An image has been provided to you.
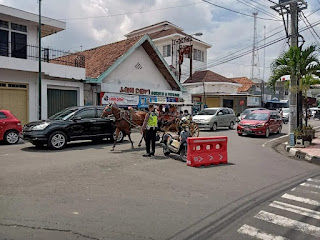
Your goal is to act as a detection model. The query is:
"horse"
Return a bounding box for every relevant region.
[102,103,146,151]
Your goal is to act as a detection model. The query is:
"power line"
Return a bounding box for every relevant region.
[299,14,319,43]
[236,0,281,19]
[51,1,204,21]
[301,11,320,40]
[188,20,320,73]
[202,0,282,21]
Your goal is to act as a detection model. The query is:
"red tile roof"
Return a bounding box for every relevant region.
[184,70,237,84]
[230,77,255,92]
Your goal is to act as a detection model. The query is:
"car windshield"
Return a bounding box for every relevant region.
[49,108,79,120]
[283,108,290,113]
[244,112,269,121]
[198,109,217,115]
[242,109,252,115]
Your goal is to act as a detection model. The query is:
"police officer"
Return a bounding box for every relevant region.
[142,104,158,157]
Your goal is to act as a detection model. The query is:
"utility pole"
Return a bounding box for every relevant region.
[251,12,260,83]
[38,0,42,120]
[271,0,307,145]
[262,25,266,107]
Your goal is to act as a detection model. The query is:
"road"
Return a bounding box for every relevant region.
[1,121,320,240]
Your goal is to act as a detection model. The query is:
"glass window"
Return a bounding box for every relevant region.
[0,29,8,56]
[0,20,9,29]
[96,108,104,118]
[11,23,27,32]
[49,108,79,120]
[198,109,217,115]
[11,32,27,59]
[245,113,269,121]
[75,109,96,119]
[222,109,229,115]
[228,109,234,114]
[0,111,7,119]
[162,44,171,57]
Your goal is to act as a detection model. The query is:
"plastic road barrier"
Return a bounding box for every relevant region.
[187,136,228,167]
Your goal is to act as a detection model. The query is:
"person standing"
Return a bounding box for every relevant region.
[141,104,158,157]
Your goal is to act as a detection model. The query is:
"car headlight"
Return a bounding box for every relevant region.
[239,123,243,126]
[256,123,265,128]
[32,122,50,130]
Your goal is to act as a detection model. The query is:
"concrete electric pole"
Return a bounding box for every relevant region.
[38,0,42,120]
[271,0,307,145]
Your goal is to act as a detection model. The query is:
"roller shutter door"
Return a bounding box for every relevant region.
[0,82,28,125]
[206,97,220,108]
[47,89,77,118]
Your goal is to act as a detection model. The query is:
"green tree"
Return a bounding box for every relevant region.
[269,44,320,128]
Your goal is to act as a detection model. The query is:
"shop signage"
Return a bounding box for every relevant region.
[120,87,150,95]
[101,92,139,106]
[151,91,180,97]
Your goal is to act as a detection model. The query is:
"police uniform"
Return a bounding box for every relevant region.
[143,111,158,156]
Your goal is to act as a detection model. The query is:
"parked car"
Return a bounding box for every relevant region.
[282,108,290,124]
[22,106,125,150]
[193,107,236,131]
[0,110,22,144]
[237,110,282,138]
[239,108,266,121]
[309,107,319,117]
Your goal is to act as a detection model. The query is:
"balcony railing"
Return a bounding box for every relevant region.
[0,42,85,68]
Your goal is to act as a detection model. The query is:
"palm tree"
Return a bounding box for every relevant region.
[269,44,320,128]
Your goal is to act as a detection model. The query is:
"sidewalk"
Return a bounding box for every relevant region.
[286,132,320,165]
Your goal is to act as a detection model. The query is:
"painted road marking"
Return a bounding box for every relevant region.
[270,201,320,220]
[300,182,320,189]
[255,211,320,238]
[282,193,320,206]
[262,126,320,147]
[307,178,320,183]
[292,188,320,195]
[237,224,288,240]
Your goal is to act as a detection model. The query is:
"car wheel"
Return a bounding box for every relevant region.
[229,121,235,129]
[48,131,67,150]
[265,128,270,138]
[211,123,217,131]
[4,130,19,144]
[113,130,124,143]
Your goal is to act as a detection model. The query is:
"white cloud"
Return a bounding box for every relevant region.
[1,0,319,80]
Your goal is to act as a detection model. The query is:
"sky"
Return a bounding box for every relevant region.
[1,0,319,81]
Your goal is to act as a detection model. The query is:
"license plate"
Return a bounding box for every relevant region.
[244,128,252,133]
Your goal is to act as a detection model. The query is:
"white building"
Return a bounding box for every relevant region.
[0,5,85,124]
[74,35,183,107]
[125,21,212,83]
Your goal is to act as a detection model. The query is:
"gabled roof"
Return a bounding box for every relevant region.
[58,35,182,91]
[183,70,237,84]
[230,77,255,92]
[125,21,183,37]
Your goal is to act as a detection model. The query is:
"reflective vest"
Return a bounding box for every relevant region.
[147,112,158,128]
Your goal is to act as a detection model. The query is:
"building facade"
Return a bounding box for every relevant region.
[0,5,85,124]
[125,21,211,83]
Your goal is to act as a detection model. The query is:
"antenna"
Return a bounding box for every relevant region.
[250,12,260,83]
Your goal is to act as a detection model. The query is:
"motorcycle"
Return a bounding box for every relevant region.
[161,127,190,162]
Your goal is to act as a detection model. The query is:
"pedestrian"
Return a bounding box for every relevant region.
[141,104,158,157]
[184,109,191,120]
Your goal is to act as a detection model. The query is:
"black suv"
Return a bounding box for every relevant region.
[22,106,124,150]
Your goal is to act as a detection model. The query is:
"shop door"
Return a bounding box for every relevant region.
[0,82,28,125]
[223,99,234,109]
[47,89,77,118]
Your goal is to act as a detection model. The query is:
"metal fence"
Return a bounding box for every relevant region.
[0,42,85,68]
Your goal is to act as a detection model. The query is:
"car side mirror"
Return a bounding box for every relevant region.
[218,112,223,116]
[73,116,82,121]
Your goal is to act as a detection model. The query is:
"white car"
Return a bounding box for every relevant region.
[193,107,237,131]
[309,107,319,117]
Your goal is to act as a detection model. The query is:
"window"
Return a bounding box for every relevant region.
[11,32,27,59]
[0,29,8,56]
[228,109,234,115]
[0,20,9,29]
[0,112,7,119]
[11,23,27,33]
[162,44,171,57]
[96,108,104,118]
[222,109,229,115]
[193,49,205,62]
[75,109,96,119]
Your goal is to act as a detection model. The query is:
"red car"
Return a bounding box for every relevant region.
[237,110,282,138]
[0,110,22,144]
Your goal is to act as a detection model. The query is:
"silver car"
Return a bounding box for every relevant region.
[193,107,237,131]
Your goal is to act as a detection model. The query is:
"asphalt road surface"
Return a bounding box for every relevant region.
[1,121,320,240]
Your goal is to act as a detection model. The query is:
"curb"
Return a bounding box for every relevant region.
[285,145,320,166]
